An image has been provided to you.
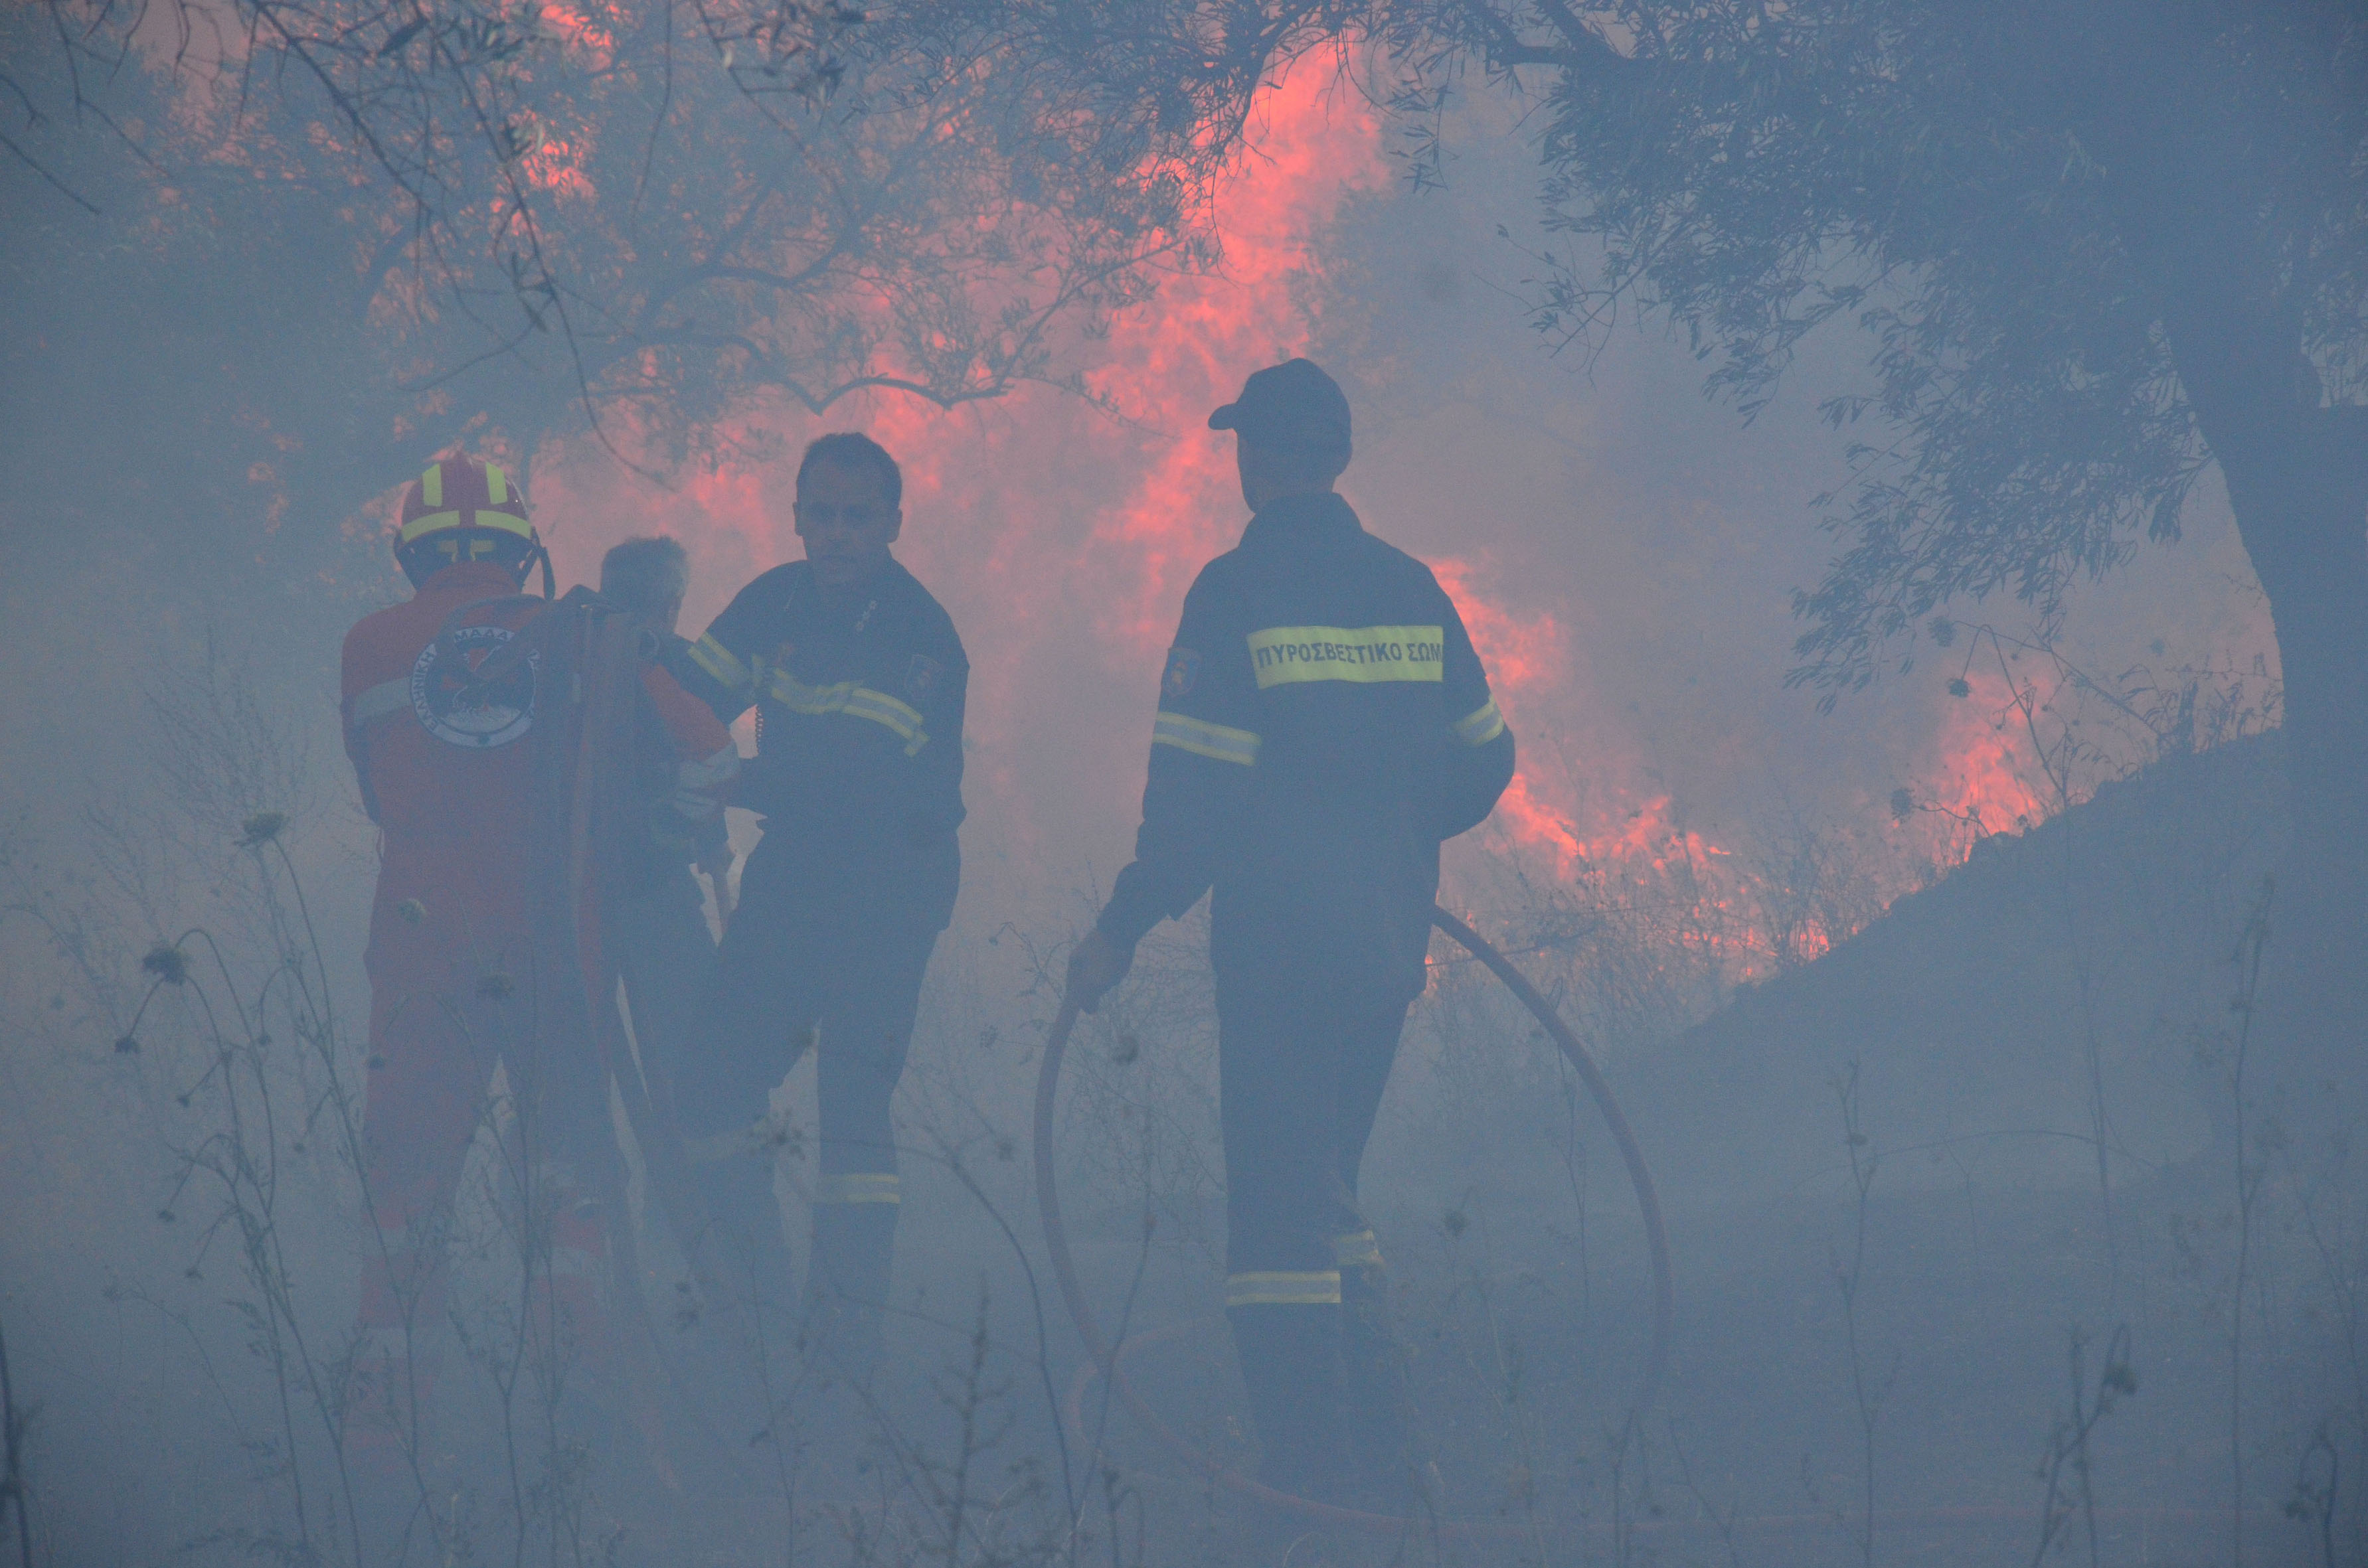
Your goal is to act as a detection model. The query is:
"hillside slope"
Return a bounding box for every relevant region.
[1614,734,2292,1208]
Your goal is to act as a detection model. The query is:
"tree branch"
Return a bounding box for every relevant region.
[0,121,100,212]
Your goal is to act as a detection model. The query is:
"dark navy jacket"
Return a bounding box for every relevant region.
[671,556,966,934]
[1098,492,1515,1000]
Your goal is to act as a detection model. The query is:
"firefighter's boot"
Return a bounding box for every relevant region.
[1227,1301,1346,1504]
[803,1175,899,1390]
[1339,1239,1422,1514]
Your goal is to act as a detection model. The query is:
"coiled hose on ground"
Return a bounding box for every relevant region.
[1033,905,1675,1536]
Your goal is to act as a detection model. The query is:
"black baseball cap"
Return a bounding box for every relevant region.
[1208,357,1352,459]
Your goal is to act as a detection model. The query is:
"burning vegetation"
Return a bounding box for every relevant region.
[3,3,2364,1565]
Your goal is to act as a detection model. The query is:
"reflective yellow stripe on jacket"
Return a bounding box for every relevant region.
[1153,710,1260,766]
[688,633,754,697]
[1452,698,1505,746]
[765,668,929,755]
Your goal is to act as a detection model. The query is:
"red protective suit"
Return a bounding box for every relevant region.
[340,560,733,1452]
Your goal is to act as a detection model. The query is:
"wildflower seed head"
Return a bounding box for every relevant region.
[396,898,427,925]
[114,1035,140,1055]
[238,811,288,846]
[142,943,191,985]
[1946,677,1972,698]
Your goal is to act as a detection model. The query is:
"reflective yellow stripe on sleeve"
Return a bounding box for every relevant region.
[1332,1228,1384,1268]
[765,669,929,755]
[815,1172,901,1205]
[1225,1270,1342,1307]
[1452,698,1505,746]
[1152,710,1260,766]
[347,678,412,732]
[688,633,754,695]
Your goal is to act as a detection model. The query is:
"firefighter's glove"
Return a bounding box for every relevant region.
[1065,929,1133,1016]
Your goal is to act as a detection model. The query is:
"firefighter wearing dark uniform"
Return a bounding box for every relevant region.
[666,432,967,1383]
[1068,360,1515,1508]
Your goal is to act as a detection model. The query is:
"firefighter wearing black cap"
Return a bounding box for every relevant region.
[1067,358,1516,1508]
[665,432,968,1386]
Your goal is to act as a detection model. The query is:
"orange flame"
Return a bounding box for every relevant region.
[533,61,2078,960]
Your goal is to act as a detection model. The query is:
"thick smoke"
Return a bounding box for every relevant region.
[0,31,2341,1568]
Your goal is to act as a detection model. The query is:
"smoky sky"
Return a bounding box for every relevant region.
[511,69,2275,944]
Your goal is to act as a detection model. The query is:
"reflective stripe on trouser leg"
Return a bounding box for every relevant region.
[1212,977,1412,1502]
[1225,1269,1341,1307]
[814,1171,900,1205]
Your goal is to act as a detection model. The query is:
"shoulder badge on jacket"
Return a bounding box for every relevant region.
[904,653,944,701]
[1162,647,1201,698]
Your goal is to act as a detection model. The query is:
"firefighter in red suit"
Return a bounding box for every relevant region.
[339,456,736,1460]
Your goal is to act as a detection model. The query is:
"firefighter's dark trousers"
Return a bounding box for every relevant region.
[1216,975,1418,1505]
[674,840,940,1385]
[608,865,719,1111]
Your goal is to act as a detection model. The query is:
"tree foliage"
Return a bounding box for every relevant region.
[1386,1,2368,704]
[4,0,1307,473]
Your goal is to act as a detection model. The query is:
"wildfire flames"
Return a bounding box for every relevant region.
[534,64,2084,971]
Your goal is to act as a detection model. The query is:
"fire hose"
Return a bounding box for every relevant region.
[1033,905,1674,1535]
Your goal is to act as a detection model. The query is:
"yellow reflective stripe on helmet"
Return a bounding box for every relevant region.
[1246,625,1444,688]
[687,633,752,693]
[1452,698,1505,746]
[1152,710,1260,766]
[485,463,509,505]
[398,509,462,544]
[1332,1228,1383,1268]
[1225,1270,1341,1308]
[764,669,929,754]
[422,463,444,509]
[815,1172,901,1205]
[397,508,531,544]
